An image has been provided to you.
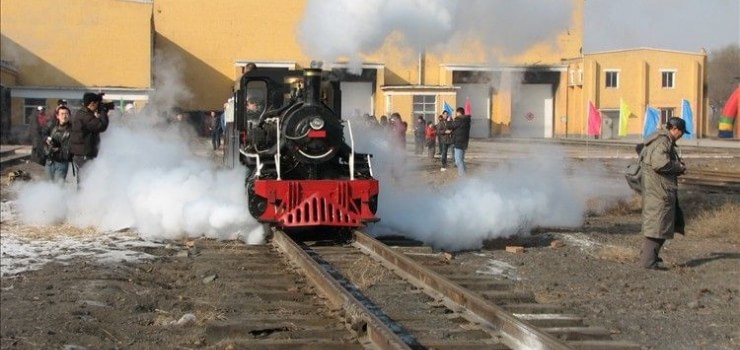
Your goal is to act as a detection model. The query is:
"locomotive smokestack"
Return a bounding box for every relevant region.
[304,67,322,106]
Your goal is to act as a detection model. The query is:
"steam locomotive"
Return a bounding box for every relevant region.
[232,62,379,232]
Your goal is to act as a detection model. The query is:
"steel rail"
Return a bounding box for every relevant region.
[271,230,412,350]
[681,170,740,188]
[685,170,740,180]
[352,231,573,350]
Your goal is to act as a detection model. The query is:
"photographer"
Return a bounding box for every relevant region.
[70,92,110,187]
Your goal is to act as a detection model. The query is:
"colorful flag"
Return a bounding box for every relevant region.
[618,98,631,137]
[642,106,660,138]
[718,87,739,138]
[464,97,471,115]
[587,101,602,136]
[443,101,454,116]
[681,99,695,139]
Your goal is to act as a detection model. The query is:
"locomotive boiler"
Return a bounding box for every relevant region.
[233,62,379,232]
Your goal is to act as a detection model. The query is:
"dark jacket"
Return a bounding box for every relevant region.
[436,119,453,144]
[641,129,685,239]
[70,107,109,158]
[29,111,51,165]
[414,120,426,140]
[46,123,72,162]
[450,115,471,150]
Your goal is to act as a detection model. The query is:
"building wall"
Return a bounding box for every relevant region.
[0,0,152,88]
[578,49,706,137]
[0,0,711,139]
[1,0,153,129]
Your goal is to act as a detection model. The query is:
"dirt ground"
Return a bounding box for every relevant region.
[1,140,738,350]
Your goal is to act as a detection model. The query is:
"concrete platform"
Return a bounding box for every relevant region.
[0,145,32,170]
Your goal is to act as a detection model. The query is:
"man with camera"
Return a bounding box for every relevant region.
[70,92,110,187]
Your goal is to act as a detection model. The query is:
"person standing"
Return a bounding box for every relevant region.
[639,117,689,270]
[448,107,471,176]
[414,115,426,155]
[209,110,222,150]
[70,92,109,187]
[436,113,453,171]
[425,121,437,160]
[29,106,50,166]
[44,106,73,183]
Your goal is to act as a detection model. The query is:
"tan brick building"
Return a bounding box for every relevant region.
[0,0,709,142]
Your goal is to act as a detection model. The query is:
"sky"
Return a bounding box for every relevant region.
[584,0,740,53]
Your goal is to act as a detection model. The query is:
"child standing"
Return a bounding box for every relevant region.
[425,121,437,160]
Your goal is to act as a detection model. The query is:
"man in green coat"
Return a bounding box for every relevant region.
[639,117,689,269]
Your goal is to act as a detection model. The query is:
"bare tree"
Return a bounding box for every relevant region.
[707,44,740,109]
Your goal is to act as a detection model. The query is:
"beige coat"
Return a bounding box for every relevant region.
[641,129,685,239]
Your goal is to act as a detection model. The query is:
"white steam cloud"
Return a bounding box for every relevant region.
[16,122,264,244]
[346,117,629,251]
[15,51,265,245]
[299,0,574,65]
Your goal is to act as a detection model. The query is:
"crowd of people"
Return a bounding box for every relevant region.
[362,106,472,176]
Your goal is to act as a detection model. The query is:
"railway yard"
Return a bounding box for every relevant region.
[1,138,739,350]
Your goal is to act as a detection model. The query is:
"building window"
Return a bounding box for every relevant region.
[23,98,46,124]
[412,95,436,122]
[605,70,619,88]
[661,70,675,88]
[659,107,675,125]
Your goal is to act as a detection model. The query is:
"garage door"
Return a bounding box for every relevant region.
[511,84,553,138]
[340,82,372,119]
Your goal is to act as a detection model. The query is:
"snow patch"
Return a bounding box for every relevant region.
[1,230,162,277]
[557,232,602,250]
[476,259,521,281]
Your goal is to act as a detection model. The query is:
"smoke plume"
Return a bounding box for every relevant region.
[15,51,265,244]
[298,0,574,66]
[346,116,630,251]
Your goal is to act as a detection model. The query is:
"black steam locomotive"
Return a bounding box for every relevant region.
[233,62,379,231]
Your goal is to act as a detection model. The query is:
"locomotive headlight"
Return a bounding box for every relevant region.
[309,117,325,130]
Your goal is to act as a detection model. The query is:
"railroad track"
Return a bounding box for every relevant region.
[680,170,740,189]
[272,229,641,349]
[180,239,363,349]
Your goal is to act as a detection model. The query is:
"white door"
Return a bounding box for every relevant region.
[457,84,490,138]
[340,82,372,119]
[511,84,553,138]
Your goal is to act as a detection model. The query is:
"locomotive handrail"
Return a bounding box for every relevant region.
[346,119,355,180]
[238,148,262,177]
[276,117,282,180]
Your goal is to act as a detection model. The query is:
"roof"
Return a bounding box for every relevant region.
[586,47,707,56]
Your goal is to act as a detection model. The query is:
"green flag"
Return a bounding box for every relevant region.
[619,98,631,137]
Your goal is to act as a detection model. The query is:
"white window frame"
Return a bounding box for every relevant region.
[605,70,620,89]
[23,98,46,125]
[412,94,437,122]
[660,69,676,89]
[659,107,675,125]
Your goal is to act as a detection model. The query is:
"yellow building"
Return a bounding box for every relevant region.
[0,0,152,142]
[565,48,706,138]
[0,0,710,143]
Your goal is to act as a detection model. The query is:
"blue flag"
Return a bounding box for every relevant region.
[681,99,694,139]
[443,101,454,116]
[643,106,660,139]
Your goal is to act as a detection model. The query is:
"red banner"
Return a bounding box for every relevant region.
[588,101,602,136]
